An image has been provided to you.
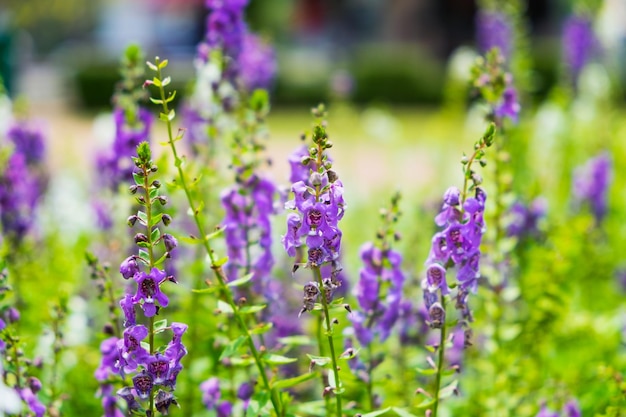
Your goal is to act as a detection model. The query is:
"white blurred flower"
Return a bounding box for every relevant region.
[0,358,21,415]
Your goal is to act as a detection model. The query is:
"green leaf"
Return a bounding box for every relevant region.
[150,213,164,228]
[306,354,331,368]
[133,172,144,185]
[263,354,297,365]
[151,77,162,87]
[150,227,161,243]
[167,109,175,121]
[217,300,234,314]
[415,398,436,410]
[205,228,225,241]
[219,335,246,360]
[136,241,151,248]
[239,304,266,315]
[149,97,163,105]
[245,392,269,417]
[138,249,149,261]
[191,286,219,294]
[392,407,420,417]
[277,335,312,347]
[158,59,169,69]
[272,372,317,390]
[250,322,273,335]
[229,357,255,367]
[146,61,157,71]
[161,76,171,87]
[359,407,391,417]
[415,367,437,376]
[438,379,458,400]
[149,188,159,200]
[154,319,168,333]
[159,112,169,122]
[213,256,229,268]
[165,90,177,103]
[137,211,148,224]
[227,273,254,288]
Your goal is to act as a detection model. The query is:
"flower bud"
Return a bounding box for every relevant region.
[6,307,20,324]
[134,233,148,244]
[326,169,338,183]
[151,180,161,188]
[310,172,323,186]
[28,377,42,394]
[127,215,138,227]
[156,196,168,206]
[162,234,177,252]
[162,214,172,226]
[129,185,139,194]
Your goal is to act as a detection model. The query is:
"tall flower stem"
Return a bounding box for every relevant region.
[151,58,282,417]
[316,314,332,415]
[313,266,343,417]
[141,159,157,416]
[431,297,447,417]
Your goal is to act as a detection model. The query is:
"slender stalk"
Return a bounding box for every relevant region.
[367,344,374,410]
[142,163,156,416]
[316,313,332,415]
[432,297,447,417]
[313,266,343,417]
[153,60,282,416]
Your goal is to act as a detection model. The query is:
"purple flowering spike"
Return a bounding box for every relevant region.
[133,268,169,317]
[118,325,149,372]
[102,385,124,417]
[201,377,222,410]
[0,153,39,242]
[573,152,612,224]
[239,33,277,91]
[563,15,597,84]
[132,371,154,400]
[288,145,312,184]
[476,11,512,61]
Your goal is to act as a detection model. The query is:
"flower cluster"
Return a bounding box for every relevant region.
[96,142,187,416]
[476,10,513,62]
[349,194,405,347]
[0,266,46,416]
[96,46,152,192]
[507,197,547,239]
[282,108,346,312]
[471,49,520,124]
[239,33,277,92]
[424,185,487,325]
[199,0,248,66]
[0,152,40,242]
[562,15,596,86]
[572,151,611,224]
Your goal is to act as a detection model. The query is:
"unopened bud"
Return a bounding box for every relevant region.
[162,214,172,226]
[151,180,161,188]
[127,215,138,227]
[326,169,338,183]
[134,233,148,244]
[129,185,138,194]
[310,172,323,186]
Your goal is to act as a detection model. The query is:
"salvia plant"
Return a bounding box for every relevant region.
[3,2,626,417]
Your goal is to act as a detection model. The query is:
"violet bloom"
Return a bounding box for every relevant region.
[563,15,596,85]
[572,152,612,224]
[0,153,39,242]
[494,86,521,123]
[98,107,152,190]
[7,121,45,166]
[200,377,233,416]
[507,197,547,239]
[476,11,512,61]
[424,187,487,325]
[132,268,169,317]
[221,175,278,290]
[239,33,277,91]
[350,243,405,346]
[535,405,558,417]
[200,0,248,64]
[95,337,121,381]
[18,387,46,417]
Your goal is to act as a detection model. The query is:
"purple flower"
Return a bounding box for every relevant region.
[221,175,278,288]
[563,400,581,417]
[162,234,178,253]
[18,387,46,417]
[132,268,169,317]
[494,86,521,123]
[101,384,124,417]
[95,337,121,381]
[287,145,312,185]
[563,15,597,85]
[239,33,277,91]
[507,197,547,239]
[132,370,154,400]
[572,151,612,223]
[201,377,232,415]
[120,256,140,280]
[535,405,558,417]
[117,325,149,373]
[155,389,178,415]
[476,11,512,61]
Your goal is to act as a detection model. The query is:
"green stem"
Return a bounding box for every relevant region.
[367,344,374,411]
[313,266,343,417]
[316,314,332,416]
[154,61,283,417]
[432,297,447,417]
[143,165,156,416]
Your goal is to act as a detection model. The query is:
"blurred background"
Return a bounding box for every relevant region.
[2,0,625,108]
